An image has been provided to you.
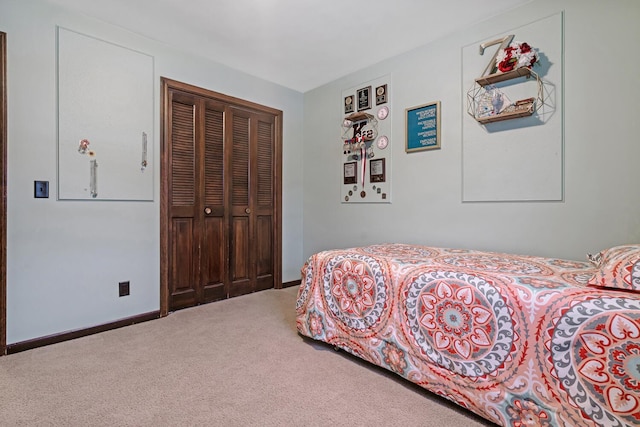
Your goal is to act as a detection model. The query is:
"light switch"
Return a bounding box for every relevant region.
[34,181,49,198]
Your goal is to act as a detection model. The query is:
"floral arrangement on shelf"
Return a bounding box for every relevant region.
[495,41,539,73]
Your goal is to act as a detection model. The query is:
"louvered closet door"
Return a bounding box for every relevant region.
[168,91,226,309]
[253,112,276,292]
[168,91,199,310]
[228,108,275,297]
[166,86,277,311]
[200,99,226,302]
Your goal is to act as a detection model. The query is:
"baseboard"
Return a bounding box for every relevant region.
[6,284,300,355]
[282,279,301,288]
[6,311,160,355]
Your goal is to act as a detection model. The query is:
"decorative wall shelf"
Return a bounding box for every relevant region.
[467,67,544,124]
[475,67,533,86]
[345,111,374,123]
[476,98,535,124]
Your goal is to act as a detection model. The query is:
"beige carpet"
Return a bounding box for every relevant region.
[0,287,495,426]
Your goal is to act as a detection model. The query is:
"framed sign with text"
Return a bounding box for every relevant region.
[343,162,357,184]
[370,158,386,183]
[405,101,441,153]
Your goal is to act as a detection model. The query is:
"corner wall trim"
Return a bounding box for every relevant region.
[6,311,160,355]
[1,31,7,357]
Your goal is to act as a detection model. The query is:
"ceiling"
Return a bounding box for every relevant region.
[44,0,532,92]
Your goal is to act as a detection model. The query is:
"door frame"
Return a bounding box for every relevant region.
[159,77,283,316]
[1,32,7,354]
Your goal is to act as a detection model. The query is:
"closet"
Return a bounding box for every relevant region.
[160,78,282,313]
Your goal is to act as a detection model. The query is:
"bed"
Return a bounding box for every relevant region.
[295,243,640,427]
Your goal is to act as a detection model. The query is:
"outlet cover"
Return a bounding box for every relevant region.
[119,281,130,297]
[34,181,49,198]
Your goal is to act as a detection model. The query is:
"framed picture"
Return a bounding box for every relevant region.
[405,101,441,153]
[343,162,357,184]
[357,86,372,111]
[370,158,386,183]
[375,84,388,105]
[344,95,354,114]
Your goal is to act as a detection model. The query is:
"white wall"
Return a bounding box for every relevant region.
[303,0,640,261]
[0,0,304,343]
[4,0,639,345]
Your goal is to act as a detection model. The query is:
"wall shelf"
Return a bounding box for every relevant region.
[475,98,534,124]
[467,67,543,124]
[475,68,532,86]
[345,111,374,123]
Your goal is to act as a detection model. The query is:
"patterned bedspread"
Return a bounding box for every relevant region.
[295,244,640,427]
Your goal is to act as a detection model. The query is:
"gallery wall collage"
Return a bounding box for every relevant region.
[341,13,562,205]
[340,75,392,204]
[340,75,442,205]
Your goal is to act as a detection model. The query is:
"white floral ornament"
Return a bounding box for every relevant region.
[495,41,539,73]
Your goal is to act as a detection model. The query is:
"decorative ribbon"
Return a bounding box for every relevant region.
[360,146,366,189]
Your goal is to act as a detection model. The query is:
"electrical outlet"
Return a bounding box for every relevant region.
[34,181,49,198]
[119,281,130,297]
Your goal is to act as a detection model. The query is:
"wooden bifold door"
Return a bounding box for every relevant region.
[161,79,282,313]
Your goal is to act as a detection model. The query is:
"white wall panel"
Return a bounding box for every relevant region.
[461,13,563,202]
[57,27,154,200]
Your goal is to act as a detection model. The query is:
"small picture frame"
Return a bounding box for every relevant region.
[405,101,441,153]
[344,95,354,114]
[357,86,372,111]
[343,162,357,184]
[375,84,388,105]
[370,158,386,183]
